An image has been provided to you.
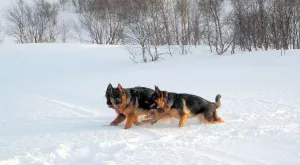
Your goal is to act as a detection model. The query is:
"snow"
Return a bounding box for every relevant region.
[1,43,300,165]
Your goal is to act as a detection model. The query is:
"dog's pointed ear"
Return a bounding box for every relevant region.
[107,83,113,90]
[107,83,113,93]
[117,83,123,92]
[154,85,160,94]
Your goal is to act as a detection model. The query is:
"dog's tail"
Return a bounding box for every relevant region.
[215,94,221,110]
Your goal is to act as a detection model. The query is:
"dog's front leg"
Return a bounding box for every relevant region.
[179,113,188,127]
[110,113,126,126]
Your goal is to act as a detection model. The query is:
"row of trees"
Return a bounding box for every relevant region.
[2,0,300,61]
[0,22,4,43]
[231,0,300,52]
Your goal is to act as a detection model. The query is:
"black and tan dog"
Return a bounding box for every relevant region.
[105,83,127,126]
[106,83,161,129]
[148,86,224,127]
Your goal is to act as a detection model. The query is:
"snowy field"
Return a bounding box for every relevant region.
[0,43,300,165]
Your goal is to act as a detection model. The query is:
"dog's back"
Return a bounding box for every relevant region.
[129,87,155,111]
[166,92,213,116]
[105,85,154,108]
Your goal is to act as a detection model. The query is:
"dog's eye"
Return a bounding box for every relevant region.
[115,98,121,104]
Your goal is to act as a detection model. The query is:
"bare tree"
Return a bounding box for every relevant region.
[176,0,190,55]
[0,22,4,43]
[74,0,125,45]
[5,0,59,43]
[190,0,202,47]
[4,0,27,43]
[161,0,174,53]
[72,20,85,43]
[124,6,151,62]
[201,0,233,55]
[59,20,71,43]
[172,0,189,55]
[69,0,87,13]
[58,0,69,10]
[146,0,173,59]
[123,0,172,62]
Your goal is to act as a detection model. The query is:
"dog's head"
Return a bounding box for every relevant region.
[108,83,128,110]
[105,83,114,108]
[150,86,166,109]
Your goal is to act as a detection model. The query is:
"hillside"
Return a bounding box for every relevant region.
[0,44,300,164]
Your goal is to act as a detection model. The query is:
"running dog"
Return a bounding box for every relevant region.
[106,83,161,129]
[148,86,224,127]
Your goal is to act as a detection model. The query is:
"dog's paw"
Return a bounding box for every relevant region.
[109,122,119,126]
[217,117,226,124]
[134,121,141,126]
[150,120,158,125]
[124,126,132,129]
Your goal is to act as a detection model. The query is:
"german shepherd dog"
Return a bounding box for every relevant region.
[105,83,126,126]
[148,86,224,127]
[106,83,160,129]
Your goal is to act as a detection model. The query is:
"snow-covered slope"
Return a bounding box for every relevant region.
[0,44,300,165]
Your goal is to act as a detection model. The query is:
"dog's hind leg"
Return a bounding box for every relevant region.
[210,110,225,124]
[133,115,141,126]
[150,112,173,124]
[110,113,126,126]
[214,116,225,123]
[198,112,225,124]
[206,117,225,124]
[197,114,208,124]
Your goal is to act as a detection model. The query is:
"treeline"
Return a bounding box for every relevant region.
[2,0,300,60]
[231,0,300,52]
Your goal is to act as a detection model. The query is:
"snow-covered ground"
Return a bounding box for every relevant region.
[0,43,300,165]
